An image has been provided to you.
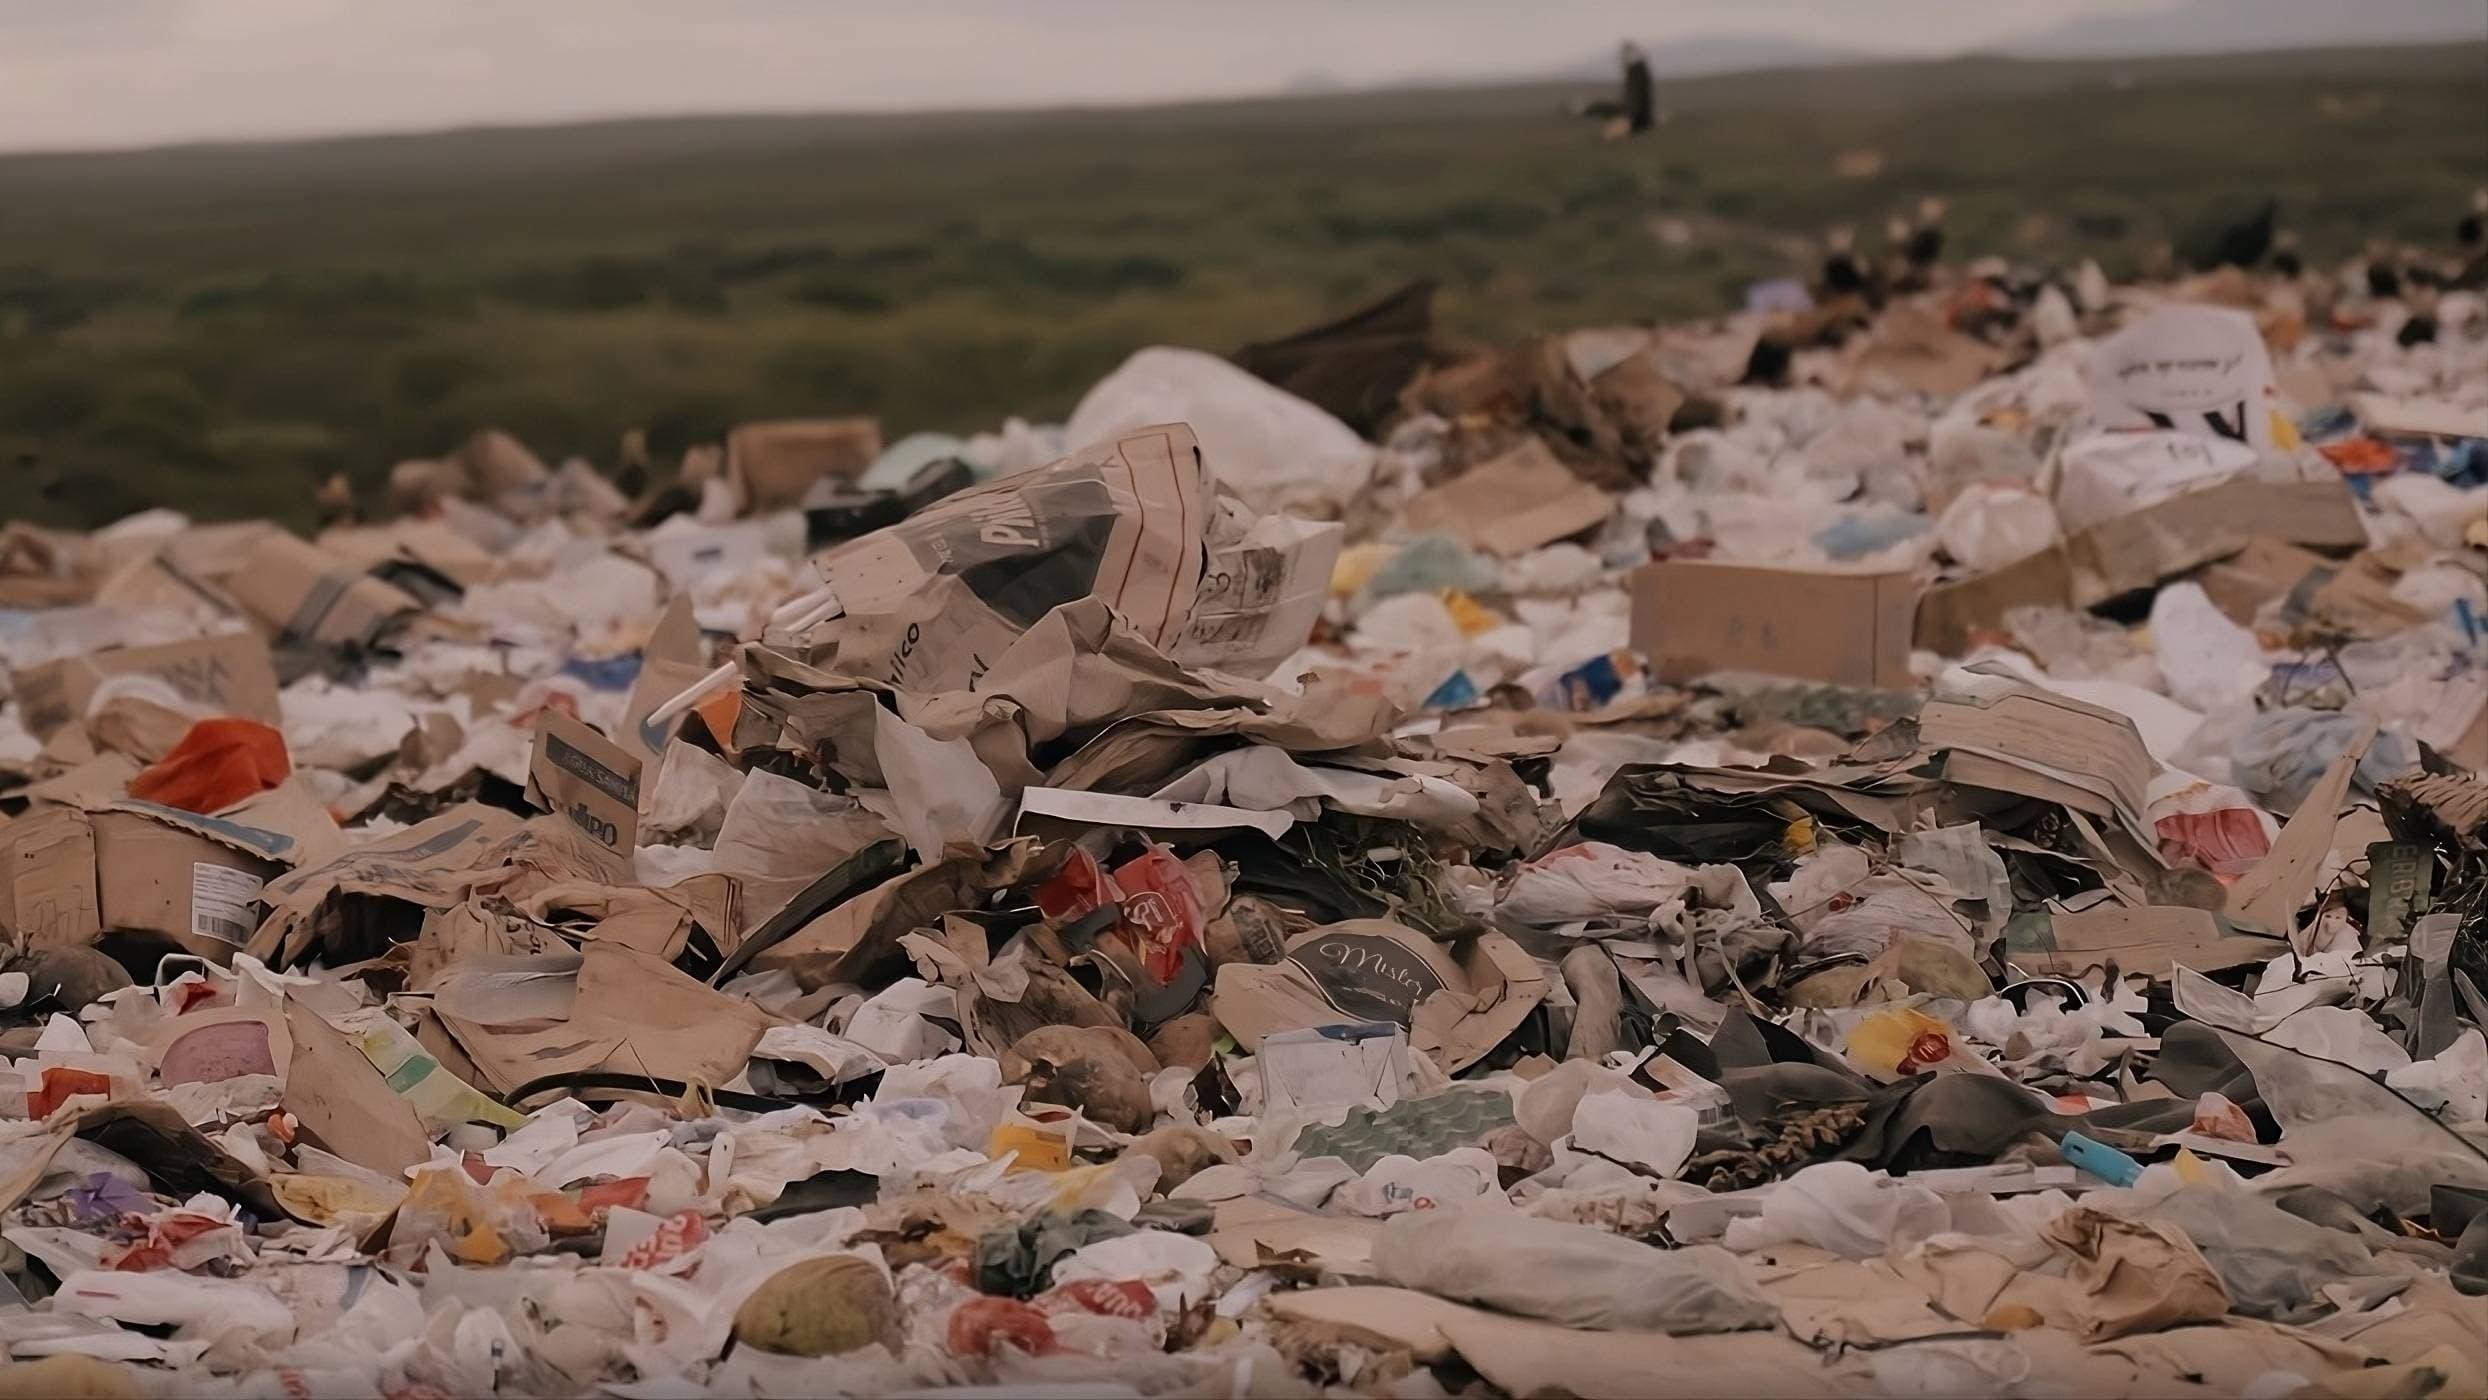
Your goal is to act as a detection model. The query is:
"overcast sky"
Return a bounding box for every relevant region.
[0,0,2467,153]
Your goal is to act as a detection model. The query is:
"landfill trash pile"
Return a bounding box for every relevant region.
[0,246,2482,1399]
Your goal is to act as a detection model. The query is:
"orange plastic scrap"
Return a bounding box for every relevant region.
[692,688,743,752]
[2316,438,2397,475]
[128,717,291,814]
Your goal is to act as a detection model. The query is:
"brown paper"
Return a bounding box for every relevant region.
[799,424,1207,695]
[1402,440,1615,558]
[524,712,642,858]
[1632,560,1915,689]
[284,1001,433,1176]
[9,633,283,740]
[2041,1207,2230,1340]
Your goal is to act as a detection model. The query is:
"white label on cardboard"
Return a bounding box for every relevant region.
[190,863,266,945]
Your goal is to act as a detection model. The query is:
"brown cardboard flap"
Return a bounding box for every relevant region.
[0,809,101,950]
[524,712,642,858]
[1912,474,2364,653]
[1402,440,1616,558]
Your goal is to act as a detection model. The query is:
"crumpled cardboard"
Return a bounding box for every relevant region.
[9,633,282,740]
[1848,304,2006,398]
[791,422,1335,699]
[618,593,712,767]
[0,808,103,951]
[2007,905,2284,977]
[1211,919,1547,1074]
[247,803,524,965]
[744,841,1038,992]
[1915,471,2365,654]
[160,526,423,654]
[434,941,776,1095]
[317,518,498,591]
[1917,668,2160,852]
[2228,722,2374,943]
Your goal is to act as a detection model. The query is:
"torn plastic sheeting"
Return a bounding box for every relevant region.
[1371,1209,1778,1335]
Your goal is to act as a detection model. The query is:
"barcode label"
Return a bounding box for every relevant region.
[190,863,266,945]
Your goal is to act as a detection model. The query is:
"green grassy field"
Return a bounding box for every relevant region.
[2,44,2482,528]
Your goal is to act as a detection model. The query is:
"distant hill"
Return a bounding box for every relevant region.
[1556,34,1870,81]
[1,42,2478,528]
[2006,0,2485,57]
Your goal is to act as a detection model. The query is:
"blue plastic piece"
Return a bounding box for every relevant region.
[2061,1130,2144,1187]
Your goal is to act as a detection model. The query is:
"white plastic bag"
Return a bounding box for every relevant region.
[1063,347,1376,518]
[1373,1209,1777,1334]
[2149,582,2268,714]
[1935,482,2059,572]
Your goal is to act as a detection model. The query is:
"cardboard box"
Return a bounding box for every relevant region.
[0,802,290,960]
[1631,560,1915,690]
[9,633,283,740]
[726,417,883,513]
[222,532,422,650]
[91,808,285,954]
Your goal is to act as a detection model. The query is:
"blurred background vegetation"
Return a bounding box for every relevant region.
[0,43,2481,527]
